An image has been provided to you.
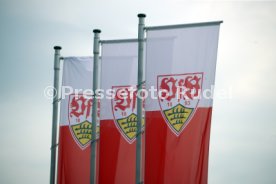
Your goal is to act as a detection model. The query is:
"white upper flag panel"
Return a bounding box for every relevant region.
[100,41,138,120]
[60,57,93,126]
[145,24,221,111]
[61,57,93,89]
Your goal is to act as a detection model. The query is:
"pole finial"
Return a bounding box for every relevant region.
[93,29,101,33]
[137,13,146,18]
[54,46,62,50]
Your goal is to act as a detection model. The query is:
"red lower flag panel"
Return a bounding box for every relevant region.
[144,107,212,184]
[57,126,99,184]
[99,120,137,184]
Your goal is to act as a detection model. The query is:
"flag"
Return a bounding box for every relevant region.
[57,57,99,184]
[99,40,143,184]
[144,23,221,184]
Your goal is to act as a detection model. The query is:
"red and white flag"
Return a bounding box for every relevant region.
[144,23,221,184]
[99,41,143,184]
[57,57,99,184]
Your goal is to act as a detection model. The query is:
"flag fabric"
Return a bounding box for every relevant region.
[99,41,143,184]
[144,23,221,184]
[57,57,99,184]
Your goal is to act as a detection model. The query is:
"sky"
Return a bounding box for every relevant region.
[0,0,276,184]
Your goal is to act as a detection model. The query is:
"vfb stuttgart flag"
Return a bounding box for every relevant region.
[57,57,99,184]
[99,41,144,184]
[145,23,221,184]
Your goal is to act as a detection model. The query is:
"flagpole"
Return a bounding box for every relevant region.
[50,46,62,184]
[136,13,146,184]
[91,29,101,184]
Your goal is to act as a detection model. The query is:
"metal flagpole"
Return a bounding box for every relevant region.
[91,29,101,184]
[136,13,146,184]
[50,46,62,184]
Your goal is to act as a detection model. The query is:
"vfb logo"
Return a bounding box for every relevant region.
[157,73,203,136]
[68,94,99,149]
[111,86,144,144]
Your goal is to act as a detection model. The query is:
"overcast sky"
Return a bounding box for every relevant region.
[0,0,276,184]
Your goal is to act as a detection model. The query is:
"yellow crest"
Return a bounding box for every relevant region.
[71,121,100,147]
[116,113,145,141]
[163,104,193,132]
